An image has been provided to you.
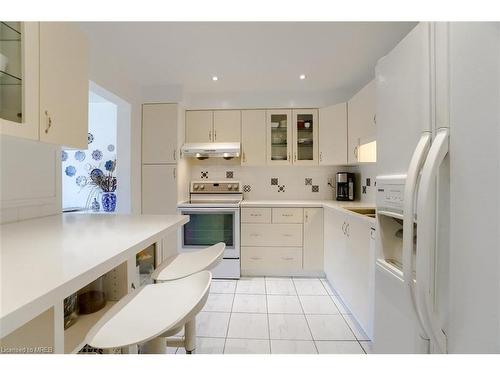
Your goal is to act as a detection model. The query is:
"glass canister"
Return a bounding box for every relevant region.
[77,276,106,314]
[63,293,78,329]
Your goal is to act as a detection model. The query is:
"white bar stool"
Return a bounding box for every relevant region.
[85,271,212,354]
[151,242,225,281]
[150,242,225,353]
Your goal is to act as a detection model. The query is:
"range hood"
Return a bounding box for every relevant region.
[181,142,240,160]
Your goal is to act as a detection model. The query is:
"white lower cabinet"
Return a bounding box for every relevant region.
[303,208,324,273]
[141,165,177,215]
[324,208,374,339]
[241,247,302,275]
[241,223,303,247]
[241,206,324,277]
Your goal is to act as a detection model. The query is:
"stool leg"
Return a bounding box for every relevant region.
[142,336,167,354]
[184,319,196,354]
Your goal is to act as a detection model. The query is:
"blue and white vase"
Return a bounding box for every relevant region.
[102,192,116,212]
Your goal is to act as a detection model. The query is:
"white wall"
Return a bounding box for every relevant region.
[61,100,117,211]
[86,48,142,214]
[182,88,352,110]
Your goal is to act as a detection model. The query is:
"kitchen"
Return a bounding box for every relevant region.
[1,3,499,370]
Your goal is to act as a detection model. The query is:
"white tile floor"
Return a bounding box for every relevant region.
[169,277,371,354]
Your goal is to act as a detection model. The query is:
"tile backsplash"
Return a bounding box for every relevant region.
[348,163,377,204]
[189,159,344,201]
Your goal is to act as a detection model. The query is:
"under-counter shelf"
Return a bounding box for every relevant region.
[0,70,22,85]
[64,301,117,354]
[0,22,21,41]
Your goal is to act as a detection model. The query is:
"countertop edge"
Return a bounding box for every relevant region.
[240,200,376,225]
[0,214,189,339]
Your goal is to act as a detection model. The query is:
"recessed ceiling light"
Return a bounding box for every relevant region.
[299,74,306,80]
[212,76,218,81]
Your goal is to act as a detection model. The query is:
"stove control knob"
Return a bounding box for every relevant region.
[228,185,233,190]
[200,185,205,190]
[193,185,199,190]
[232,184,238,190]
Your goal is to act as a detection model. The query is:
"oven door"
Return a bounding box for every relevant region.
[178,207,240,259]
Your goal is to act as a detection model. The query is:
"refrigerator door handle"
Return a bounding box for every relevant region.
[403,131,432,337]
[416,128,449,354]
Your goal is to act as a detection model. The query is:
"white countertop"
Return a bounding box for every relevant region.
[241,200,376,224]
[0,213,189,338]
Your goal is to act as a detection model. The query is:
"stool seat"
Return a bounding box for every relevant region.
[151,242,225,281]
[85,271,211,349]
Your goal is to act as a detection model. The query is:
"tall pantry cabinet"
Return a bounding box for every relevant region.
[141,103,179,261]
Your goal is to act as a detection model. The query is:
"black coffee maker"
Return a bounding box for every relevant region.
[336,172,355,201]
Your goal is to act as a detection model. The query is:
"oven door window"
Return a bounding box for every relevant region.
[183,212,234,247]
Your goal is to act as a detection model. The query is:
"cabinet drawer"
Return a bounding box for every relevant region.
[242,247,302,273]
[272,208,304,223]
[241,223,303,247]
[241,208,271,223]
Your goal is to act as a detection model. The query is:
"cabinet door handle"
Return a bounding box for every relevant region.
[44,110,52,134]
[305,212,309,223]
[282,213,293,217]
[282,233,293,237]
[294,152,297,162]
[250,257,262,261]
[288,152,291,161]
[173,149,176,161]
[320,152,323,162]
[209,130,212,141]
[373,114,377,125]
[281,257,294,261]
[342,221,346,234]
[242,151,246,163]
[354,146,359,160]
[250,233,260,237]
[250,213,262,217]
[346,223,350,237]
[214,130,217,141]
[173,167,176,179]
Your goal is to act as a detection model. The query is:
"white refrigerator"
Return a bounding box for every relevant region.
[373,22,500,353]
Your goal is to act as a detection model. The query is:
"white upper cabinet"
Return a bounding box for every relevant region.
[347,79,377,164]
[39,22,89,149]
[142,103,178,164]
[185,110,213,143]
[266,109,292,165]
[0,22,39,140]
[185,110,241,143]
[241,109,266,166]
[292,109,318,165]
[319,102,348,165]
[213,110,240,142]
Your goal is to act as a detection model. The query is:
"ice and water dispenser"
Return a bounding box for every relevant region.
[375,175,416,275]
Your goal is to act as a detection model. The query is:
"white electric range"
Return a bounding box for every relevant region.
[177,181,242,279]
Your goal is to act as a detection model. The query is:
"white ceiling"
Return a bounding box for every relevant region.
[79,22,416,95]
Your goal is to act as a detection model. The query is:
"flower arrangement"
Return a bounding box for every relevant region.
[89,160,117,193]
[87,159,117,212]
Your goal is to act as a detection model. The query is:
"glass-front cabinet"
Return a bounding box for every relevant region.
[292,109,318,165]
[266,109,292,165]
[0,22,39,139]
